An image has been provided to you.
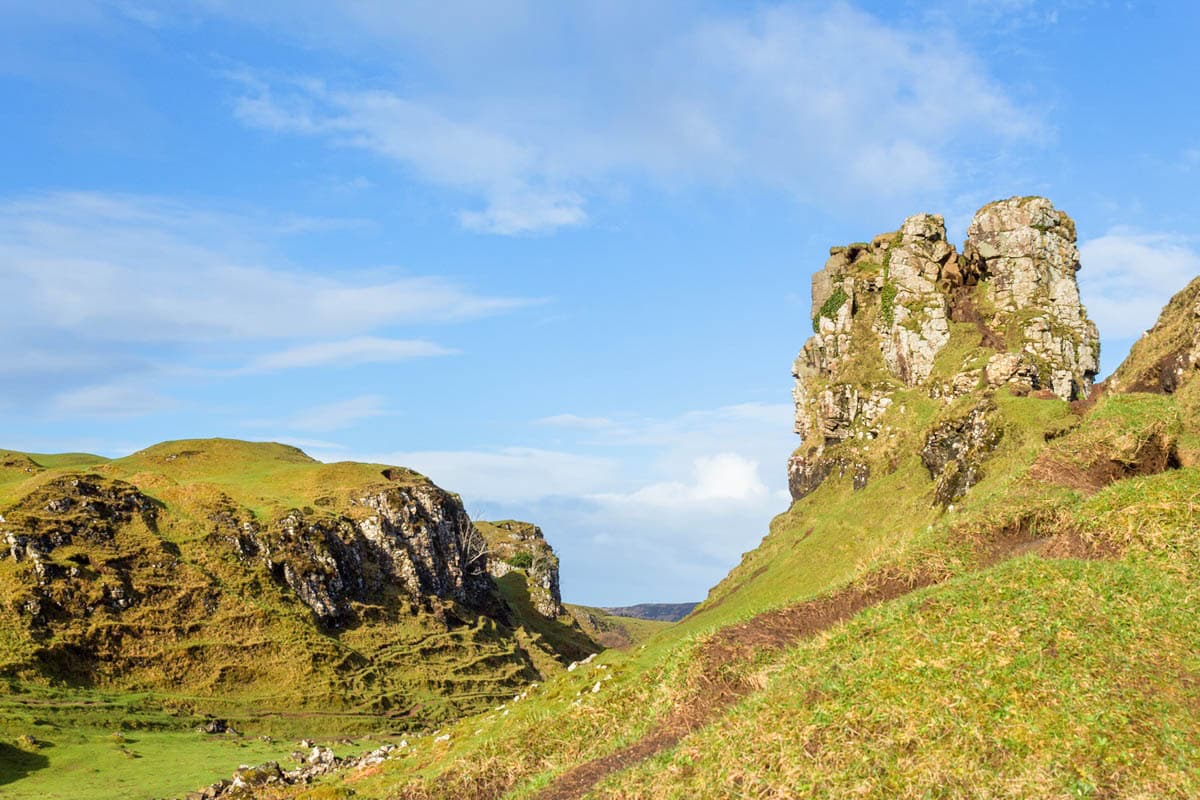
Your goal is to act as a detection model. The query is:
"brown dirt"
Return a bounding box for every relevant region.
[1122,349,1194,394]
[1069,381,1107,415]
[1030,433,1181,494]
[386,520,1111,800]
[529,521,1095,800]
[529,574,937,800]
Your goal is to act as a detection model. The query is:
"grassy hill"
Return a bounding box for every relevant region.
[218,266,1200,796]
[566,605,673,649]
[0,440,604,799]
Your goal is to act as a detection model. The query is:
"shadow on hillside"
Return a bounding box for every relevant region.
[495,573,602,663]
[0,742,50,785]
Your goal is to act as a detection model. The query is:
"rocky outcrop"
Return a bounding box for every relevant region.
[1109,275,1200,394]
[0,475,157,626]
[478,520,565,618]
[219,483,493,627]
[920,401,1003,507]
[190,742,403,799]
[789,197,1100,504]
[963,197,1100,400]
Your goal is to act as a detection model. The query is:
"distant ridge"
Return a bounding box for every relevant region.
[600,602,697,622]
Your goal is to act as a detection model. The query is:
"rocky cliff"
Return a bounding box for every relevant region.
[0,439,595,723]
[216,482,494,627]
[790,196,1100,504]
[477,520,565,618]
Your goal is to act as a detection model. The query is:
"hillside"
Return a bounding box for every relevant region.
[566,605,673,649]
[0,440,599,738]
[220,197,1200,800]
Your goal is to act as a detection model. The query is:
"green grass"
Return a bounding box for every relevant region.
[6,289,1200,800]
[0,438,591,766]
[605,556,1200,798]
[263,344,1200,798]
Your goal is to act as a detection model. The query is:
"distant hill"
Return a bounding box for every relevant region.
[599,602,697,622]
[566,604,673,648]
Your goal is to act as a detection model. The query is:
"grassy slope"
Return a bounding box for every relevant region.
[8,291,1200,798]
[0,440,595,799]
[274,377,1200,798]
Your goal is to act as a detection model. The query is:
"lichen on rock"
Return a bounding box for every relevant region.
[220,483,494,627]
[963,196,1099,400]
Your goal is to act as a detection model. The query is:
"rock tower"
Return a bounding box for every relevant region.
[790,196,1100,502]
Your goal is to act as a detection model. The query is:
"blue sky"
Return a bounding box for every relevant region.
[2,1,1199,605]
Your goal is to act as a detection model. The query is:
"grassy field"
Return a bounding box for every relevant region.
[6,278,1200,797]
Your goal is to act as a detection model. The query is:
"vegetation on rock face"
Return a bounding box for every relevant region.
[811,285,849,332]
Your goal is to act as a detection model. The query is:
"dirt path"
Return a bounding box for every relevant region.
[531,528,1101,800]
[532,572,937,800]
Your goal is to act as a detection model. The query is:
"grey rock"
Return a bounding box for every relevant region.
[920,401,1003,507]
[963,197,1099,400]
[220,483,495,627]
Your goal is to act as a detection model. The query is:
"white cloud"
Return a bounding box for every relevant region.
[0,190,534,412]
[224,4,1039,234]
[51,382,175,418]
[284,394,389,432]
[0,191,532,343]
[536,414,616,430]
[351,401,796,603]
[367,447,621,506]
[244,337,454,372]
[1079,230,1200,340]
[597,452,769,508]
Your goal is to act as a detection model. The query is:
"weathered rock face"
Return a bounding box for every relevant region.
[920,401,1003,507]
[219,484,493,627]
[479,520,565,618]
[789,197,1100,504]
[0,475,157,626]
[963,197,1100,400]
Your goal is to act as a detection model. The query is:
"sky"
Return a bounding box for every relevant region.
[2,1,1199,605]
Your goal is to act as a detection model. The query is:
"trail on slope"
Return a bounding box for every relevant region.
[530,529,1101,800]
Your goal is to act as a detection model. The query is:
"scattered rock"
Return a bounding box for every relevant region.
[198,718,228,735]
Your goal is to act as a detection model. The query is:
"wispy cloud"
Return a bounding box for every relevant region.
[357,401,795,602]
[224,4,1039,234]
[51,381,176,418]
[244,337,455,372]
[0,190,534,410]
[0,191,532,343]
[284,394,389,432]
[1080,230,1200,341]
[368,447,622,505]
[536,413,617,430]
